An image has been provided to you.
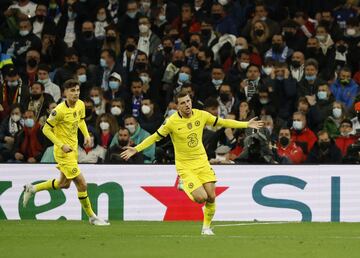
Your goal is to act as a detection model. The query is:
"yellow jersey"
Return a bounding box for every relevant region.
[135,109,249,169]
[43,100,89,165]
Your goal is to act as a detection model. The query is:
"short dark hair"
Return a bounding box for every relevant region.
[37,64,50,73]
[204,97,219,108]
[174,91,189,104]
[63,79,79,89]
[32,81,45,91]
[123,114,137,122]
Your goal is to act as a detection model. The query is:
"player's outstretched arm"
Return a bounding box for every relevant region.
[212,116,264,129]
[120,146,138,161]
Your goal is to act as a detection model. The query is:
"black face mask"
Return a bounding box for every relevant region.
[119,139,128,147]
[163,46,172,54]
[291,60,301,69]
[31,93,42,100]
[173,60,184,68]
[67,61,78,70]
[337,45,347,54]
[36,15,45,22]
[255,29,264,37]
[319,141,330,151]
[83,31,93,39]
[198,60,206,69]
[212,13,222,22]
[106,36,116,42]
[85,108,93,117]
[306,47,317,56]
[27,58,38,68]
[272,43,282,53]
[126,44,136,52]
[190,41,199,48]
[219,93,230,103]
[279,136,289,147]
[135,62,146,71]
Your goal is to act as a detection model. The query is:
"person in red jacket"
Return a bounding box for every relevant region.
[291,111,317,155]
[171,3,200,41]
[277,127,306,164]
[335,119,358,156]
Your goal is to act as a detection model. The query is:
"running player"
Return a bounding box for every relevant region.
[121,92,264,235]
[22,79,109,226]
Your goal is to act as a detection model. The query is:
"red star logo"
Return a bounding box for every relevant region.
[142,177,228,221]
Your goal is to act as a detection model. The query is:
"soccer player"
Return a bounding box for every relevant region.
[121,92,264,235]
[22,79,109,226]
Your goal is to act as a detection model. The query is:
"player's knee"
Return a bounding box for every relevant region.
[207,194,216,203]
[78,182,87,192]
[194,194,207,204]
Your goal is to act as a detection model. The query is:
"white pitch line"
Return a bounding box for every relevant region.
[214,222,298,227]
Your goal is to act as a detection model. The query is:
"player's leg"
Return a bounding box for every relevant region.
[23,172,69,207]
[72,173,110,226]
[190,186,208,204]
[202,182,216,235]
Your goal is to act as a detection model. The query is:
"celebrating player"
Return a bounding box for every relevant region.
[121,92,264,235]
[22,79,109,226]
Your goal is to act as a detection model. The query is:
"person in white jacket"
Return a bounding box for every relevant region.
[37,64,61,102]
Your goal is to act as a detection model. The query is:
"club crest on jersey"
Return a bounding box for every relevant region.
[72,168,78,174]
[187,123,192,129]
[195,120,200,126]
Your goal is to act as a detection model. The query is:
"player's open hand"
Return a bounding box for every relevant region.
[61,144,73,153]
[247,117,265,129]
[83,137,91,148]
[120,146,137,161]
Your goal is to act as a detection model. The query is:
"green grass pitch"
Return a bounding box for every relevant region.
[1,221,360,258]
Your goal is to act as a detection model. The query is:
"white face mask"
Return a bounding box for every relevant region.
[332,108,342,118]
[111,106,122,116]
[158,15,166,21]
[262,66,273,75]
[97,14,106,21]
[99,121,110,130]
[234,45,244,54]
[19,30,30,36]
[125,124,136,134]
[91,96,101,105]
[293,121,303,130]
[346,28,356,36]
[139,75,150,84]
[139,24,149,33]
[240,62,249,69]
[11,114,21,122]
[141,105,151,115]
[167,109,177,117]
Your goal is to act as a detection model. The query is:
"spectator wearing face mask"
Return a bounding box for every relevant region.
[89,87,106,116]
[217,84,236,119]
[249,85,277,119]
[25,82,55,122]
[94,6,109,40]
[104,72,130,102]
[12,110,46,163]
[138,98,163,134]
[96,113,118,149]
[78,130,106,164]
[306,130,342,164]
[192,47,214,88]
[53,47,79,87]
[73,20,103,66]
[171,3,201,41]
[137,16,161,58]
[297,59,323,98]
[152,36,174,71]
[335,119,358,156]
[102,24,121,57]
[56,3,82,48]
[37,64,61,102]
[83,98,97,129]
[281,19,306,52]
[323,101,347,138]
[117,0,141,41]
[291,111,317,155]
[0,104,23,162]
[200,18,219,49]
[226,50,251,89]
[97,49,123,92]
[0,66,30,120]
[277,127,305,164]
[105,127,144,164]
[264,34,293,63]
[199,64,224,102]
[249,20,272,57]
[233,37,262,66]
[30,4,56,39]
[22,48,40,86]
[289,51,305,82]
[120,36,138,78]
[109,98,126,127]
[330,67,359,109]
[169,65,192,103]
[110,115,155,163]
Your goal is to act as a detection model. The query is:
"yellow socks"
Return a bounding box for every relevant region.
[34,179,59,192]
[203,202,216,228]
[78,191,95,218]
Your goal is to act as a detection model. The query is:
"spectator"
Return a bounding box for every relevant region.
[128,78,146,118]
[109,98,126,126]
[12,109,45,163]
[277,127,305,164]
[199,64,225,102]
[83,98,97,129]
[306,130,342,164]
[96,113,118,149]
[330,66,359,109]
[264,34,293,63]
[185,33,202,71]
[323,101,347,138]
[237,64,263,102]
[56,3,82,48]
[120,35,138,77]
[293,11,315,38]
[25,82,54,122]
[89,87,107,116]
[192,47,214,87]
[291,111,317,154]
[227,49,250,89]
[289,51,305,82]
[200,18,219,48]
[350,102,360,135]
[335,119,358,156]
[0,104,23,162]
[104,72,129,102]
[117,0,141,41]
[137,15,161,58]
[31,4,55,39]
[75,64,93,100]
[0,66,30,120]
[297,58,324,98]
[23,48,40,86]
[53,47,79,87]
[217,84,236,118]
[102,24,121,57]
[5,0,37,18]
[171,3,200,41]
[94,6,109,40]
[78,130,106,163]
[38,101,56,126]
[249,20,272,56]
[304,37,329,75]
[138,98,163,134]
[210,2,237,36]
[282,19,307,51]
[234,37,262,66]
[105,127,144,164]
[37,64,61,102]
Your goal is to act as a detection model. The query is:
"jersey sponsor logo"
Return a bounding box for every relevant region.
[195,120,200,126]
[187,123,192,129]
[187,133,198,148]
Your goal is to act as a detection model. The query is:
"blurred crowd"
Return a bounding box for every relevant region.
[0,0,360,164]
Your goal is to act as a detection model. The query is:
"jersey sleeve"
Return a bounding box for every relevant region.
[46,106,63,127]
[203,110,249,128]
[156,119,172,138]
[43,106,64,148]
[78,101,90,138]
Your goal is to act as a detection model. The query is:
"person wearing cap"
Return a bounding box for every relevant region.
[351,102,360,135]
[53,47,79,87]
[335,119,358,156]
[0,66,30,120]
[104,72,130,102]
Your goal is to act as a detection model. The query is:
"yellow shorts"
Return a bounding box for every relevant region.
[56,163,81,179]
[177,164,217,198]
